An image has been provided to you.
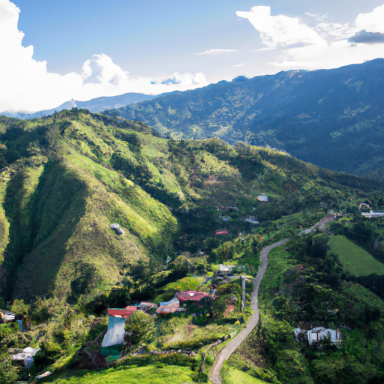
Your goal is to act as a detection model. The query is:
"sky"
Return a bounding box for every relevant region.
[2,0,384,112]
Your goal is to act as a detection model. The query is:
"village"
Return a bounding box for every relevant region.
[6,192,381,382]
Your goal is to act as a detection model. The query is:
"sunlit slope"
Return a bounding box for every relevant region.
[0,109,381,302]
[108,59,384,176]
[0,112,178,301]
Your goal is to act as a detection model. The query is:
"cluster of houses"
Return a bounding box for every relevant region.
[102,290,212,348]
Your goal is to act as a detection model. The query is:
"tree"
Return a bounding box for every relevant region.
[125,311,154,345]
[212,296,226,319]
[0,355,19,384]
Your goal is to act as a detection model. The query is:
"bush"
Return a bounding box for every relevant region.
[125,310,155,345]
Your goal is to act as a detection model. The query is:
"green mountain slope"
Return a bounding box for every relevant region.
[107,59,384,177]
[0,110,382,303]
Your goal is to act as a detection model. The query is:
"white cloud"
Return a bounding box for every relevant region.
[236,6,325,48]
[237,5,384,70]
[355,5,384,33]
[233,63,246,67]
[196,49,239,55]
[0,0,208,113]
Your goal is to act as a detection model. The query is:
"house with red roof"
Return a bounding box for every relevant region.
[107,306,137,319]
[215,230,228,237]
[176,291,211,306]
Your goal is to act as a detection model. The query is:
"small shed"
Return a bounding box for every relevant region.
[215,230,228,237]
[257,194,268,202]
[110,224,124,235]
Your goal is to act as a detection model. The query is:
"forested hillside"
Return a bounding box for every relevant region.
[107,59,384,178]
[0,109,381,302]
[1,109,384,383]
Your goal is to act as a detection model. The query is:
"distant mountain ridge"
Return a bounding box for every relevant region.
[106,59,384,177]
[1,92,158,119]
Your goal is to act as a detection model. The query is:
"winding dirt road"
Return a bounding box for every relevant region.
[209,216,338,383]
[209,238,290,384]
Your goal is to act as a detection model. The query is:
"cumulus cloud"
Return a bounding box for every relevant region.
[355,5,384,33]
[236,6,325,48]
[237,5,384,70]
[196,49,239,54]
[348,30,384,44]
[0,0,208,113]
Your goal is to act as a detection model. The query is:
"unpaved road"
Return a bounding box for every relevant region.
[209,238,290,384]
[209,216,336,383]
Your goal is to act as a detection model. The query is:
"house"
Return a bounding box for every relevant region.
[12,347,40,369]
[215,230,228,237]
[156,297,180,314]
[0,309,15,323]
[362,210,384,218]
[257,194,268,202]
[244,216,259,225]
[102,306,137,348]
[219,264,236,276]
[107,306,137,319]
[359,203,372,210]
[176,291,210,306]
[294,327,342,345]
[110,224,124,235]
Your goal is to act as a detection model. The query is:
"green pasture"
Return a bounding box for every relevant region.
[222,365,267,384]
[329,235,384,277]
[44,365,195,383]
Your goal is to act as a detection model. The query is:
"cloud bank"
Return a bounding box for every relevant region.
[237,5,384,69]
[0,0,208,113]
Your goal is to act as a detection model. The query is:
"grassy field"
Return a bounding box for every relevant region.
[222,365,267,384]
[329,235,384,277]
[161,276,204,292]
[43,365,196,383]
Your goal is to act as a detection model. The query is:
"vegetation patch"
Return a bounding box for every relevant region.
[44,364,196,383]
[329,235,384,276]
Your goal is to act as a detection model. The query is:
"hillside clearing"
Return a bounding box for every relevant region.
[44,365,195,383]
[329,235,384,277]
[222,364,267,384]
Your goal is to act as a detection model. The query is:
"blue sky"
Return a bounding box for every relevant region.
[2,0,384,111]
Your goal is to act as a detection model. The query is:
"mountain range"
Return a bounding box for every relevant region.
[1,92,158,119]
[106,59,384,178]
[1,109,384,384]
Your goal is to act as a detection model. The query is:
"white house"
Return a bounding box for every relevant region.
[294,327,341,345]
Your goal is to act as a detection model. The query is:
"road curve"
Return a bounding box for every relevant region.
[209,238,290,384]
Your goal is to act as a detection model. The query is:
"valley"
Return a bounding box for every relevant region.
[0,109,384,384]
